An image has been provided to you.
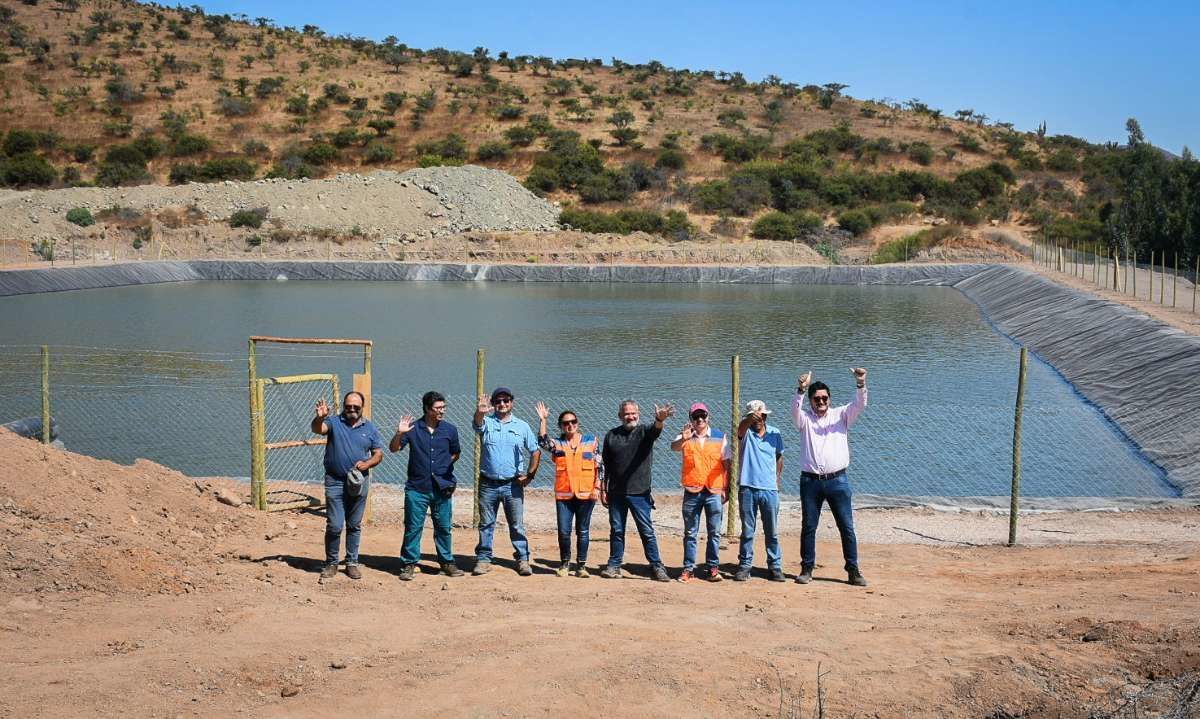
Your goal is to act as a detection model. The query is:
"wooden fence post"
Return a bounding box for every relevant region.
[473,348,485,529]
[248,339,264,510]
[726,355,741,536]
[1009,347,1028,546]
[41,346,50,445]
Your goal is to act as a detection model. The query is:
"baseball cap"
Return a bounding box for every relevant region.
[689,402,709,417]
[744,399,771,416]
[490,387,514,402]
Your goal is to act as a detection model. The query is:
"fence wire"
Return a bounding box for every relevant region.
[0,344,1189,528]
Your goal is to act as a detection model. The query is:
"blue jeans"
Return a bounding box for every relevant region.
[681,489,723,571]
[401,488,454,566]
[324,474,368,566]
[738,487,782,570]
[475,479,529,562]
[555,498,597,564]
[606,493,662,568]
[800,473,859,571]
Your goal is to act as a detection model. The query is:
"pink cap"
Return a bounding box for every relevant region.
[689,402,709,416]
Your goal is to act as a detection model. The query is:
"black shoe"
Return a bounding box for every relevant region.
[397,564,415,582]
[794,568,813,584]
[847,568,868,587]
[733,567,751,582]
[440,562,464,577]
[769,568,786,582]
[651,564,671,582]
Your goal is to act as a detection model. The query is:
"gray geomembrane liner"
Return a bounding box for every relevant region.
[3,260,1198,504]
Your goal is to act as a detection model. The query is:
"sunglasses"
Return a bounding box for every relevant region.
[560,418,578,426]
[344,405,363,411]
[430,405,447,412]
[492,397,512,404]
[811,396,830,403]
[690,413,708,420]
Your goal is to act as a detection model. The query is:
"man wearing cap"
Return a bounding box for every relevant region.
[734,399,786,582]
[791,368,869,587]
[669,402,731,583]
[599,400,675,581]
[472,387,541,576]
[311,392,384,583]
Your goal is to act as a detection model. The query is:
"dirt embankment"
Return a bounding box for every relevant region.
[2,429,1199,717]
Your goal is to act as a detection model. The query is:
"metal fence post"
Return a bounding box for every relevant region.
[41,346,50,444]
[1009,347,1028,546]
[726,355,741,536]
[473,348,485,529]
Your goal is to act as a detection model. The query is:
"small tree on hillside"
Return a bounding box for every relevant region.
[608,109,638,146]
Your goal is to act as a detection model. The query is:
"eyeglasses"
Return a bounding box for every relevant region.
[492,397,512,405]
[344,405,363,411]
[811,396,830,404]
[560,419,578,427]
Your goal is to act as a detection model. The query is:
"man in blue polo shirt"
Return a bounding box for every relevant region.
[390,390,462,582]
[472,387,541,576]
[311,392,384,583]
[734,399,786,582]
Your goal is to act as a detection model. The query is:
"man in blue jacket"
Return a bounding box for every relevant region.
[390,391,463,581]
[311,392,383,583]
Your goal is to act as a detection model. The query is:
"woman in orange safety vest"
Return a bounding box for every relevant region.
[535,401,604,578]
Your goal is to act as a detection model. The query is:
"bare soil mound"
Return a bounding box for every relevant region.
[0,429,259,596]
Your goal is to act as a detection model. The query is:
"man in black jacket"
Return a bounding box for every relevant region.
[599,400,675,581]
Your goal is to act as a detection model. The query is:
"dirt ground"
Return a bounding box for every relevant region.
[2,431,1199,718]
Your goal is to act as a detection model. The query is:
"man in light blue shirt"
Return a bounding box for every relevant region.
[472,386,541,576]
[735,399,785,582]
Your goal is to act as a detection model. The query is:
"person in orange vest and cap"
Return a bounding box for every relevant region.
[535,401,603,578]
[669,402,731,583]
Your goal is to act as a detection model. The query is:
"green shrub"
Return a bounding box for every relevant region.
[66,207,95,226]
[253,76,285,99]
[956,133,984,153]
[475,141,512,161]
[95,160,150,186]
[503,126,536,147]
[524,165,559,194]
[0,154,57,187]
[170,158,255,183]
[871,225,959,264]
[265,155,319,179]
[699,132,770,162]
[692,175,772,216]
[216,95,253,116]
[418,154,465,168]
[750,211,799,240]
[170,133,211,156]
[229,207,268,228]
[302,142,338,165]
[907,142,934,166]
[1045,149,1079,172]
[414,134,468,160]
[330,128,365,148]
[836,209,873,236]
[655,147,686,170]
[2,129,38,156]
[560,207,692,237]
[495,104,523,120]
[363,142,395,163]
[70,143,96,163]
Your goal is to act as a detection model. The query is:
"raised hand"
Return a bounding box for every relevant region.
[681,422,696,440]
[395,414,414,435]
[476,393,492,414]
[315,398,330,419]
[654,403,676,422]
[534,400,550,421]
[798,371,812,389]
[851,367,867,383]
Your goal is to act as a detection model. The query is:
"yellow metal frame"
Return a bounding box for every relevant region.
[248,337,373,512]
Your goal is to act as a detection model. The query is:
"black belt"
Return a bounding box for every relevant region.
[801,469,845,481]
[479,474,518,483]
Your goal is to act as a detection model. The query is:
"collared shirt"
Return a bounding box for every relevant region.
[474,413,538,479]
[602,422,663,496]
[739,424,784,490]
[322,413,383,479]
[394,418,461,493]
[790,387,868,474]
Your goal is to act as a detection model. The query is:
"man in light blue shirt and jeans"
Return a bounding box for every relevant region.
[472,386,541,576]
[735,399,785,582]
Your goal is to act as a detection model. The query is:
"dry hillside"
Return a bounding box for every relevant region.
[0,0,1085,257]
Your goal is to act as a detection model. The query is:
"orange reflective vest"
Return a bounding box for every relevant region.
[681,429,728,496]
[550,434,600,500]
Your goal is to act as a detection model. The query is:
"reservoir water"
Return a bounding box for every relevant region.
[0,280,1175,498]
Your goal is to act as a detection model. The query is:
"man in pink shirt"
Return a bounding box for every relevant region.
[790,367,869,587]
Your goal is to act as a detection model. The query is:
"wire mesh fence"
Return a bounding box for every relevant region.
[0,343,1190,532]
[1033,239,1200,313]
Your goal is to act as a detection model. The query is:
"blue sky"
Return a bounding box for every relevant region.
[195,0,1198,154]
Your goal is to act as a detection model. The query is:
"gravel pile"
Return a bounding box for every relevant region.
[0,165,561,244]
